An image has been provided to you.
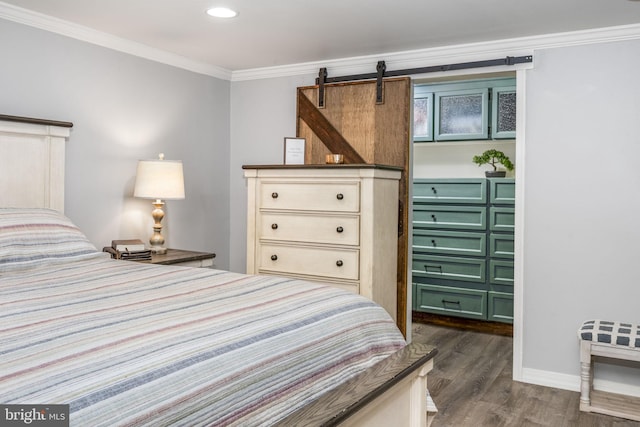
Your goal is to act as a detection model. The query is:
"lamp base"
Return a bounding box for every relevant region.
[149,200,168,255]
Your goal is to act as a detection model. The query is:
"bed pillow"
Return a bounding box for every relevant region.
[0,208,101,272]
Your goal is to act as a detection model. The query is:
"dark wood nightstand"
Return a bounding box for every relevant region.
[147,249,216,268]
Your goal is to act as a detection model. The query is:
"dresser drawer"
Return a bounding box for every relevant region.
[260,181,360,212]
[489,259,514,286]
[489,207,515,232]
[414,283,487,320]
[413,229,487,257]
[259,213,359,246]
[258,244,359,280]
[413,179,486,204]
[412,254,486,283]
[489,178,515,205]
[413,205,486,231]
[489,234,514,258]
[488,291,513,323]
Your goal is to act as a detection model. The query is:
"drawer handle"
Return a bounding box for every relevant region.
[336,260,343,267]
[271,255,278,261]
[271,223,278,230]
[431,187,437,194]
[431,239,436,247]
[424,264,442,273]
[336,226,344,233]
[442,299,461,306]
[431,214,436,221]
[271,192,278,199]
[336,193,344,200]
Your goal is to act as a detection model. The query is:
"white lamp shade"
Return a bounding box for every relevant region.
[134,158,185,200]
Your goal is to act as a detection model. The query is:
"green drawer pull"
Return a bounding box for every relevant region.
[442,299,461,305]
[431,214,436,221]
[424,264,443,273]
[431,239,437,246]
[431,187,437,194]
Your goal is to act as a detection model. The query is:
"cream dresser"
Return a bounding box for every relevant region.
[243,165,401,322]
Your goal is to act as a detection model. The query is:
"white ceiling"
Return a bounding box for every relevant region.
[2,0,640,73]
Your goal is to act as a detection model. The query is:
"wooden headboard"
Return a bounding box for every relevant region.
[0,115,73,212]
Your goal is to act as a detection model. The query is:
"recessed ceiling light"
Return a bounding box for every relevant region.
[206,7,238,18]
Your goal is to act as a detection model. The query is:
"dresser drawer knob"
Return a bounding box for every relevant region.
[271,223,278,230]
[431,214,436,221]
[431,239,436,246]
[336,226,344,233]
[336,260,343,267]
[431,187,437,194]
[336,193,344,200]
[271,254,278,261]
[271,192,278,199]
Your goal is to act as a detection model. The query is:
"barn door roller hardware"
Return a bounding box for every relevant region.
[315,55,533,107]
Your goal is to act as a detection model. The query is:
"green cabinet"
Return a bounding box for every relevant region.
[412,178,515,323]
[413,77,516,142]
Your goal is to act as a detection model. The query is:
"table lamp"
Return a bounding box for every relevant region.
[133,153,185,254]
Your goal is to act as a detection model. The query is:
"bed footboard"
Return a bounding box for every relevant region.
[276,342,437,427]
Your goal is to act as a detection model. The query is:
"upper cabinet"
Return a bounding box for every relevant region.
[413,78,516,142]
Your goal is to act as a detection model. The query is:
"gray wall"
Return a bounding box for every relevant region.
[523,40,640,385]
[0,19,231,269]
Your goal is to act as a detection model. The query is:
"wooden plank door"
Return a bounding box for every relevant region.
[296,77,411,336]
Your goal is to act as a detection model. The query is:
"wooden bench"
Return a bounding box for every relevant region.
[578,320,640,421]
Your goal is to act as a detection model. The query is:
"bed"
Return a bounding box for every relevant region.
[0,115,437,426]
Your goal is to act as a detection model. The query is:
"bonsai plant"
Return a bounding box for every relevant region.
[472,149,514,177]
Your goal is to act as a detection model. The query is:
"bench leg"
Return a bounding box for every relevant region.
[579,340,592,411]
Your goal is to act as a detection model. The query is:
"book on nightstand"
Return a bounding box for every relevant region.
[103,239,152,261]
[111,239,146,252]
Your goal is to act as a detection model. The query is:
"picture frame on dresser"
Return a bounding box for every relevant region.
[283,137,305,165]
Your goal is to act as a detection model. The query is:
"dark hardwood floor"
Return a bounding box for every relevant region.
[411,321,640,427]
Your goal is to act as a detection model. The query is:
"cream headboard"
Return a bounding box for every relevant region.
[0,115,73,212]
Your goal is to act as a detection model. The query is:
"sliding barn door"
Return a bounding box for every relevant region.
[297,77,411,336]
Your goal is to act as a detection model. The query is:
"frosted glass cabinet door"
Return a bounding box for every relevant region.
[435,88,489,141]
[492,86,516,139]
[413,89,433,142]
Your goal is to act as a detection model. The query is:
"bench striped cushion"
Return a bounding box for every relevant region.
[579,320,640,348]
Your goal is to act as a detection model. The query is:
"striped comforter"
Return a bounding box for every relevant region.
[0,256,405,426]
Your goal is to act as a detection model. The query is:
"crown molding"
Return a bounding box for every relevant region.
[2,1,639,83]
[231,23,640,82]
[0,1,232,80]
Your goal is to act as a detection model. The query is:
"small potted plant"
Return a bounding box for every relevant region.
[472,149,514,177]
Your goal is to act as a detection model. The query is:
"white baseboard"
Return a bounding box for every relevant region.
[521,368,640,398]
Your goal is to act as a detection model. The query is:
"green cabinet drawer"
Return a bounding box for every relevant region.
[413,254,486,283]
[489,207,515,232]
[414,229,487,257]
[414,283,487,320]
[489,234,514,258]
[413,179,486,204]
[489,178,515,205]
[488,291,513,323]
[413,205,486,231]
[489,259,514,286]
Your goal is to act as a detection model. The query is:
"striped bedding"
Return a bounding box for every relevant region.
[0,209,406,426]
